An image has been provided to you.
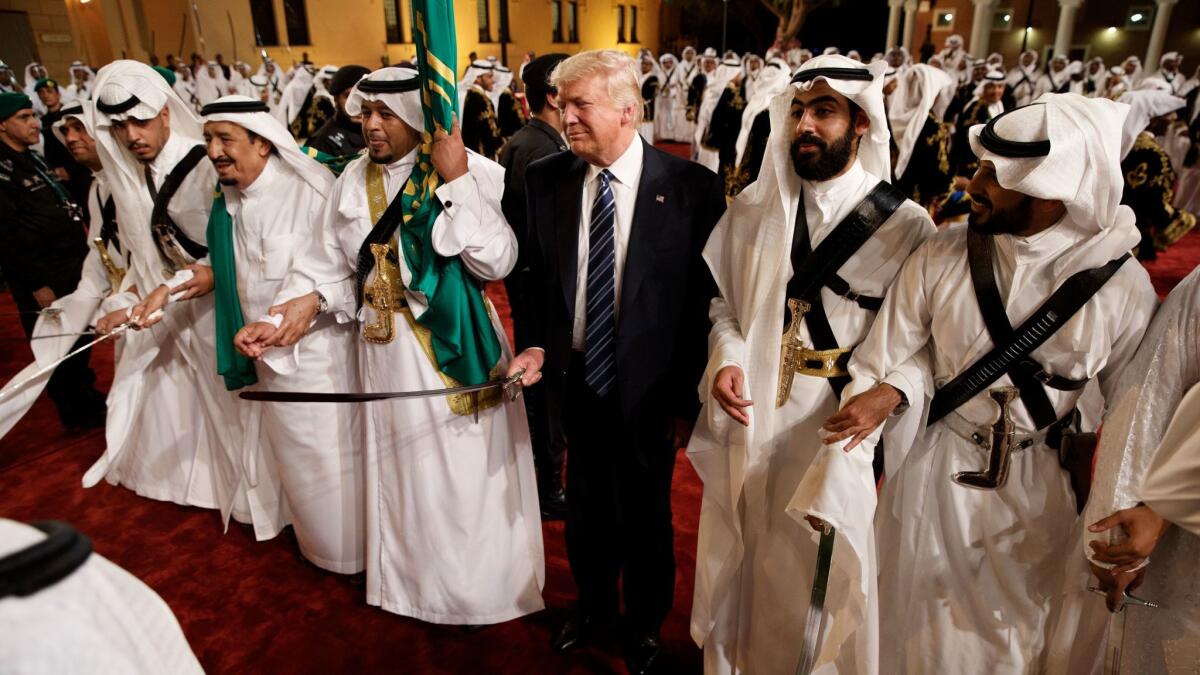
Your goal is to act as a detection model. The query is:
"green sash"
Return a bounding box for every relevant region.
[207,184,257,391]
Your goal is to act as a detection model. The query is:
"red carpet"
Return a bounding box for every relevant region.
[2,227,1196,674]
[0,282,701,674]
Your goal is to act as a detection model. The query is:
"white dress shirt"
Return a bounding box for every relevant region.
[571,135,644,350]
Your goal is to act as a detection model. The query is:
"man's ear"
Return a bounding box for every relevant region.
[854,108,871,138]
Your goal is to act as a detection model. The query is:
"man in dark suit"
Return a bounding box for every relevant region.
[499,53,571,520]
[507,50,725,674]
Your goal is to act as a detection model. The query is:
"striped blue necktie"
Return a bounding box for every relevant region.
[584,169,617,396]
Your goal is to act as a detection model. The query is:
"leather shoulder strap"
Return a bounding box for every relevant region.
[149,145,209,260]
[786,181,905,398]
[787,180,906,303]
[353,162,412,310]
[928,248,1131,427]
[100,195,119,254]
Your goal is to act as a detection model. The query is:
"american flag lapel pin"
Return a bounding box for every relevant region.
[656,194,665,203]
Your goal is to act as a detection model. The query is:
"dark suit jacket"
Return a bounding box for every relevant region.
[522,139,725,436]
[499,118,568,269]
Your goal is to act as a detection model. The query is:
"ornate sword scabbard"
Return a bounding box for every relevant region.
[362,243,398,344]
[776,298,811,407]
[93,237,126,295]
[953,386,1020,490]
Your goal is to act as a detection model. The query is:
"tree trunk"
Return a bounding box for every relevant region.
[774,0,821,44]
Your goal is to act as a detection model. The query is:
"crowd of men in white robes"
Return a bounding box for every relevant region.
[1,33,1200,675]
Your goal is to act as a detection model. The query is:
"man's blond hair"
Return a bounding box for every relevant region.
[549,49,643,124]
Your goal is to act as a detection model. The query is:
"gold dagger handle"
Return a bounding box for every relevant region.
[776,298,812,407]
[93,237,126,296]
[363,243,398,344]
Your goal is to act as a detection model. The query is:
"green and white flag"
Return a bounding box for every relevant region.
[402,0,501,386]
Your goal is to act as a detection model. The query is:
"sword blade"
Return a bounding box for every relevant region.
[239,371,525,403]
[0,331,96,341]
[0,324,128,402]
[795,527,836,675]
[1103,605,1126,675]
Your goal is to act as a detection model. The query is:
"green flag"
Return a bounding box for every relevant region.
[402,0,501,386]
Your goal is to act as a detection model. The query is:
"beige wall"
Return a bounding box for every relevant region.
[1,0,80,80]
[33,0,660,77]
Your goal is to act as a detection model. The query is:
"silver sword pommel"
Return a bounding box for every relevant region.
[953,386,1020,490]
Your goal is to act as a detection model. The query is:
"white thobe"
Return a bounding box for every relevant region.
[283,150,545,623]
[173,79,200,112]
[0,519,204,675]
[0,175,128,438]
[689,159,935,675]
[695,77,726,171]
[220,155,365,572]
[670,62,700,143]
[84,132,247,526]
[1045,266,1199,674]
[1034,71,1070,100]
[655,67,679,142]
[852,221,1157,673]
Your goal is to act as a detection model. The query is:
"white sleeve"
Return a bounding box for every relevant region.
[73,188,115,302]
[430,166,517,281]
[272,186,357,322]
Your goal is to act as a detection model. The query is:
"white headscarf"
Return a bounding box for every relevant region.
[787,54,892,181]
[735,59,789,166]
[314,64,339,97]
[254,60,286,105]
[1122,56,1144,86]
[639,55,665,92]
[1116,89,1187,158]
[1007,49,1039,87]
[275,64,316,125]
[67,61,96,100]
[50,100,94,148]
[458,59,495,111]
[889,63,954,179]
[200,95,333,197]
[967,93,1139,280]
[92,60,206,289]
[490,65,513,110]
[24,62,47,114]
[345,66,423,134]
[658,53,678,93]
[194,62,229,106]
[1086,57,1106,95]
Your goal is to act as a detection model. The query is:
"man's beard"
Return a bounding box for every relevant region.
[790,124,857,182]
[368,147,393,164]
[968,193,1034,235]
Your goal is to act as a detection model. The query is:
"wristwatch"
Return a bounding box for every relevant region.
[314,290,328,314]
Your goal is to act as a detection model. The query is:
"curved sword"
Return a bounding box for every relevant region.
[0,324,128,402]
[795,523,836,675]
[239,370,527,404]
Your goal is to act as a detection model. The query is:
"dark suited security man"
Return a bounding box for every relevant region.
[305,64,371,157]
[0,93,104,429]
[507,50,725,674]
[499,52,571,520]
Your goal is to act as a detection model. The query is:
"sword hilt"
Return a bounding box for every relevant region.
[776,298,811,407]
[953,386,1020,490]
